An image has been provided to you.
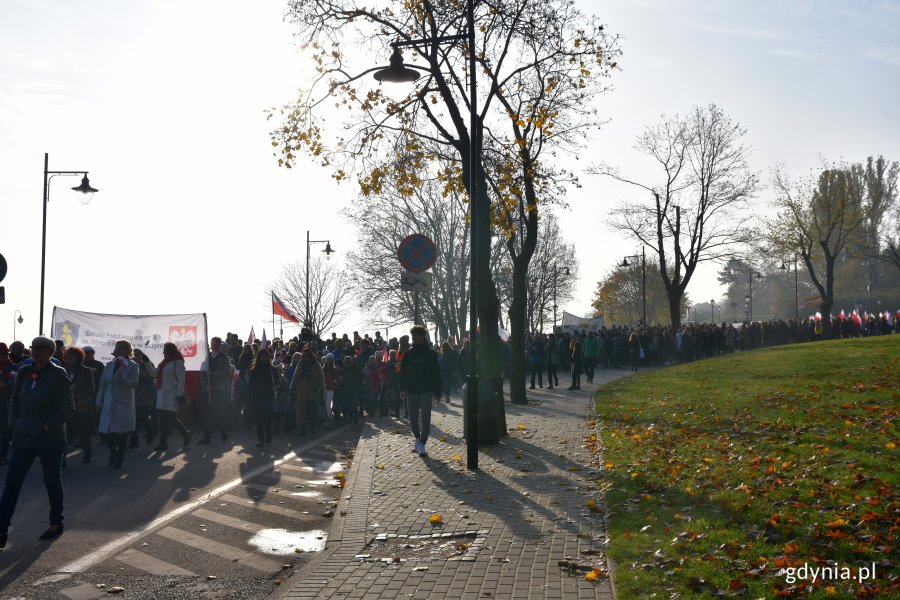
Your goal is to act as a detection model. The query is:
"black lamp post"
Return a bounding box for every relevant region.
[41,153,98,335]
[306,230,334,336]
[13,310,23,341]
[373,0,481,471]
[747,266,761,322]
[551,267,570,332]
[779,258,799,320]
[620,246,646,327]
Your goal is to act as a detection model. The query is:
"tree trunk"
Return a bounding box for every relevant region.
[508,256,529,405]
[474,168,506,441]
[668,287,682,329]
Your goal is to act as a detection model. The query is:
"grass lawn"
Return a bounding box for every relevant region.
[594,335,899,599]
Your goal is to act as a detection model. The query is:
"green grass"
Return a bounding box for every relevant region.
[594,336,899,599]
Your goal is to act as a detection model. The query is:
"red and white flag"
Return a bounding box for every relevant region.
[272,292,300,324]
[261,329,269,350]
[839,310,846,321]
[247,326,257,344]
[851,311,862,327]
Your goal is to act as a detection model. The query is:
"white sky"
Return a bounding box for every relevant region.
[2,0,899,343]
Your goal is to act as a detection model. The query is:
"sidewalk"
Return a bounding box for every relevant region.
[278,368,629,600]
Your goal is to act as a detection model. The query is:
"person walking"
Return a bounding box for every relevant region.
[96,340,139,469]
[130,349,157,447]
[399,325,442,457]
[528,335,546,389]
[322,354,340,422]
[546,334,559,389]
[0,343,19,467]
[568,340,584,390]
[627,332,640,372]
[291,349,324,436]
[63,347,96,463]
[247,349,278,447]
[583,332,599,383]
[339,355,364,424]
[199,337,230,444]
[154,342,191,452]
[439,342,458,402]
[0,337,75,548]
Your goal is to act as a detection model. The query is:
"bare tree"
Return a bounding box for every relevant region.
[269,0,621,415]
[271,258,352,337]
[768,161,869,328]
[598,104,758,328]
[345,164,505,341]
[855,156,899,277]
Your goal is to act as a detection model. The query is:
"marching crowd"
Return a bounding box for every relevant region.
[0,311,896,548]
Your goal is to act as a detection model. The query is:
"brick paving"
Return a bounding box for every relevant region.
[277,368,629,600]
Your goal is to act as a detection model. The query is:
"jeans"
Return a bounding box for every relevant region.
[157,409,189,447]
[530,362,544,387]
[585,357,597,382]
[0,442,66,531]
[547,362,559,388]
[255,414,272,444]
[406,392,434,444]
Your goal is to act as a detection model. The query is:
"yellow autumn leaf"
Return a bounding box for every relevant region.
[428,514,443,525]
[604,462,614,469]
[585,499,597,508]
[375,465,385,469]
[439,436,447,442]
[516,423,526,430]
[886,442,896,449]
[335,472,345,479]
[453,455,462,462]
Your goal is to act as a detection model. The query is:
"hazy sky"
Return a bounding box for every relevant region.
[2,0,898,343]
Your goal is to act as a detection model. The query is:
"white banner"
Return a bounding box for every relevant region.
[559,311,604,333]
[51,306,209,371]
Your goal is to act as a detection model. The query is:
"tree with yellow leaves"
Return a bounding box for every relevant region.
[268,0,621,413]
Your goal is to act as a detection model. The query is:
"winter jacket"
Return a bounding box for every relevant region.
[399,344,442,397]
[98,358,139,434]
[9,362,75,448]
[156,359,186,412]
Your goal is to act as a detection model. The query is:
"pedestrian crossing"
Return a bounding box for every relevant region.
[55,441,355,596]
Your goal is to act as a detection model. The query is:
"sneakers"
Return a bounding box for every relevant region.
[416,440,427,456]
[412,440,421,453]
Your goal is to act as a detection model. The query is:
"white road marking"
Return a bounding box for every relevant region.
[192,507,267,533]
[156,526,284,573]
[32,426,347,585]
[219,494,317,521]
[257,471,315,486]
[115,548,197,576]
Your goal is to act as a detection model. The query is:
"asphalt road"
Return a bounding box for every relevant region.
[0,423,361,600]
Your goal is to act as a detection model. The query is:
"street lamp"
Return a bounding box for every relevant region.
[747,266,761,322]
[779,258,799,321]
[373,0,481,471]
[306,231,335,335]
[620,246,646,327]
[710,299,715,323]
[13,310,23,341]
[41,153,98,334]
[730,302,737,323]
[551,267,570,332]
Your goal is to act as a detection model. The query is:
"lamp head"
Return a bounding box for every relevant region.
[374,48,421,85]
[17,315,23,324]
[322,242,334,260]
[72,175,98,205]
[564,267,570,276]
[620,258,629,267]
[779,261,787,270]
[755,272,762,280]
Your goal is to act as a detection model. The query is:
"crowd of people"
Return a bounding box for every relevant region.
[0,310,895,548]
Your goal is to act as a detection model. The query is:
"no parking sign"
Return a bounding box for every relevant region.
[397,234,436,274]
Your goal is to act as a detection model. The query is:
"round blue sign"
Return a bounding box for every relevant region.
[398,234,436,274]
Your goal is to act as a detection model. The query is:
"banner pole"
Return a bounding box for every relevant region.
[271,291,275,344]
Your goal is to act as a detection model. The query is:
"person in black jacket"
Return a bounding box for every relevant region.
[0,336,75,548]
[248,349,278,447]
[399,325,442,457]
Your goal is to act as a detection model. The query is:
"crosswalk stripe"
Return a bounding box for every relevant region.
[258,471,318,486]
[220,494,318,521]
[155,526,283,573]
[192,508,267,533]
[244,481,280,494]
[115,548,196,576]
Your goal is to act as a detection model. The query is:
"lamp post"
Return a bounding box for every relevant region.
[13,310,23,341]
[779,257,799,321]
[620,246,646,327]
[41,153,98,335]
[710,299,715,323]
[747,265,761,323]
[306,230,334,336]
[373,0,480,470]
[730,302,737,323]
[551,267,570,332]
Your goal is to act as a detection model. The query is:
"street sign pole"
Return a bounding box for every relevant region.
[414,290,420,325]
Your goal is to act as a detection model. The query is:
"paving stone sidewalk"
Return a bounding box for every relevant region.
[278,368,630,600]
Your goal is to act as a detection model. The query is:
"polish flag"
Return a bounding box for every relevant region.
[851,311,862,327]
[247,326,257,344]
[839,310,846,321]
